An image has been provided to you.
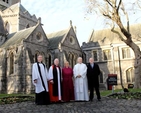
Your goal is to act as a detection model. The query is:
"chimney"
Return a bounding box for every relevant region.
[38,17,41,24]
[70,20,72,26]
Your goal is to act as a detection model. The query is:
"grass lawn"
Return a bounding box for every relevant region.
[100,88,141,97]
[0,88,141,98]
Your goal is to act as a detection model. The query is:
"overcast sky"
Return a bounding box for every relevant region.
[21,0,141,45]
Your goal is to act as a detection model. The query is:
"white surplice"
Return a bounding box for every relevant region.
[32,63,49,93]
[48,66,62,100]
[73,63,89,101]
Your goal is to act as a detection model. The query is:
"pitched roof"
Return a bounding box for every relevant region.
[0,26,37,48]
[47,28,69,49]
[89,23,141,43]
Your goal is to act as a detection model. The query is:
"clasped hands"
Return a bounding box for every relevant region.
[76,75,81,78]
[34,79,37,83]
[50,80,54,84]
[34,79,54,84]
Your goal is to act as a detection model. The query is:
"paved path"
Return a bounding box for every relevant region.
[0,97,140,113]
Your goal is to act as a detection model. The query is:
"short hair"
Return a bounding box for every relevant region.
[64,61,69,64]
[37,54,43,57]
[89,57,94,60]
[54,58,59,63]
[77,57,82,60]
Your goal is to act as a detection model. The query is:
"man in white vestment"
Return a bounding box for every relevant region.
[73,57,89,101]
[32,54,50,105]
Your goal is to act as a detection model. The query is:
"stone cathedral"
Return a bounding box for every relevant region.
[0,1,82,93]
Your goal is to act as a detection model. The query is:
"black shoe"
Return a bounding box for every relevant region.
[97,99,101,101]
[89,99,93,102]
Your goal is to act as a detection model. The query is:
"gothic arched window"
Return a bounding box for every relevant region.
[122,48,131,59]
[93,50,98,61]
[48,54,51,67]
[99,71,103,83]
[103,49,111,61]
[10,52,14,74]
[5,21,10,33]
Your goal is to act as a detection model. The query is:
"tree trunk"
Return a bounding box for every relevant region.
[117,21,141,88]
[127,40,141,88]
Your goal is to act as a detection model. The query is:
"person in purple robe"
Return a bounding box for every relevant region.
[62,61,74,102]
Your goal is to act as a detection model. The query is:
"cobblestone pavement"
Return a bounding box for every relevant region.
[0,97,141,113]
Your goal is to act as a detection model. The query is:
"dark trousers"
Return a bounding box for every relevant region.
[89,86,101,100]
[35,91,50,105]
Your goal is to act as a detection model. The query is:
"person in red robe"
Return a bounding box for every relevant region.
[62,61,74,102]
[48,58,62,103]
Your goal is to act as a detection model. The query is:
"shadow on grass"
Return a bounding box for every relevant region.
[100,88,141,97]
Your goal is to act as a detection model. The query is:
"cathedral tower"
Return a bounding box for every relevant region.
[0,0,21,10]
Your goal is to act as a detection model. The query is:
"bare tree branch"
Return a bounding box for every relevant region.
[117,0,122,11]
[114,0,117,7]
[111,24,126,42]
[105,0,114,8]
[103,13,112,19]
[121,2,130,33]
[136,0,141,9]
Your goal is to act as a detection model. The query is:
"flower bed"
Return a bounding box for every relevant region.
[0,96,34,104]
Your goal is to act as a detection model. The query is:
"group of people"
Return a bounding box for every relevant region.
[32,54,101,105]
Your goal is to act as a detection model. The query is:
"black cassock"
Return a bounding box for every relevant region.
[87,63,101,100]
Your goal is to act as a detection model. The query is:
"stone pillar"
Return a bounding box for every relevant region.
[0,52,7,93]
[24,49,34,94]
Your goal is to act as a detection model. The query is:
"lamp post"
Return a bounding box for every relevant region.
[110,43,115,93]
[110,43,115,74]
[117,46,124,89]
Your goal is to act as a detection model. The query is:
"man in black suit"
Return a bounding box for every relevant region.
[87,58,101,101]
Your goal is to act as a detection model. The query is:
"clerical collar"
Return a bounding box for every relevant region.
[55,65,59,67]
[37,62,42,64]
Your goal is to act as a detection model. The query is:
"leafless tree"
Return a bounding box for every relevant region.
[85,0,141,88]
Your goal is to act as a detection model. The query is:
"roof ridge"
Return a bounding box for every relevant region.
[15,25,37,33]
[47,28,69,39]
[0,25,38,48]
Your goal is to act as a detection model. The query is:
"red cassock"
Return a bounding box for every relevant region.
[62,67,74,101]
[48,65,62,102]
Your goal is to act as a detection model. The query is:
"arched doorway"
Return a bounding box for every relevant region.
[126,67,134,83]
[35,51,40,62]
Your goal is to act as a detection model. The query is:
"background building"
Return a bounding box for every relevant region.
[82,24,141,89]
